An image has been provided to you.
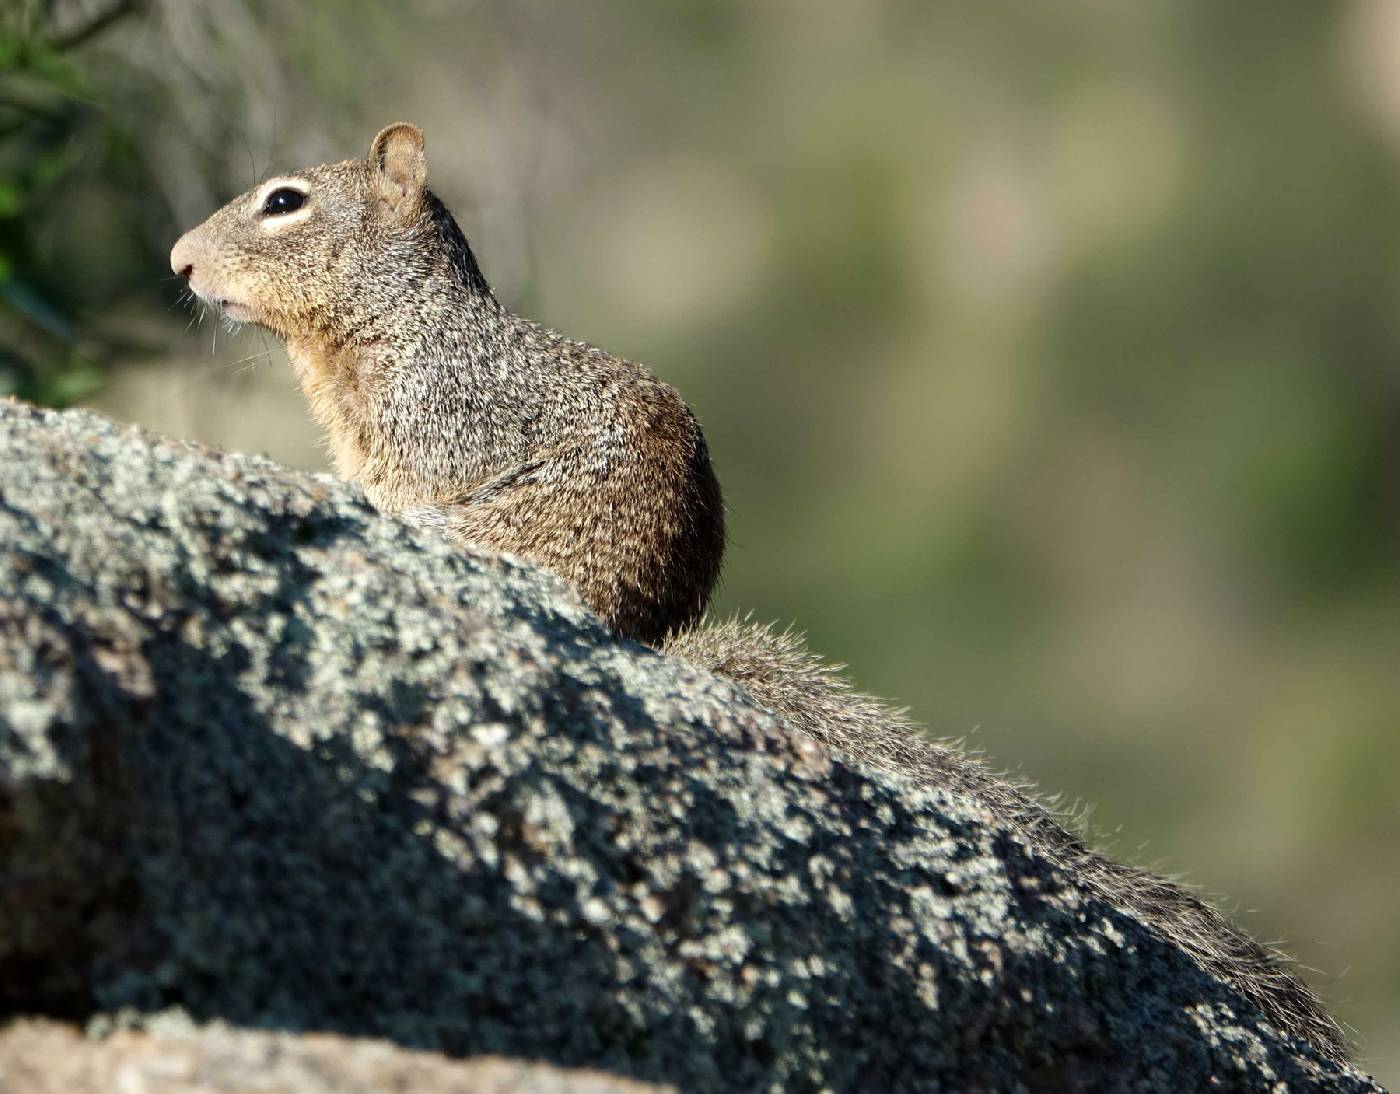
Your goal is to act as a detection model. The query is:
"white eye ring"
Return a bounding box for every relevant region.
[252,178,312,229]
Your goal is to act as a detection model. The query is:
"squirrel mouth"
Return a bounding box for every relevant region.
[185,281,254,325]
[215,299,253,323]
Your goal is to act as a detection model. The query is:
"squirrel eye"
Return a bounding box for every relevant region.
[262,188,306,216]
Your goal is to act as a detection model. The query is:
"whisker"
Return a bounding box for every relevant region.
[149,347,278,419]
[233,350,272,376]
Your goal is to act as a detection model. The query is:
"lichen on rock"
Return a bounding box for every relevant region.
[0,400,1383,1092]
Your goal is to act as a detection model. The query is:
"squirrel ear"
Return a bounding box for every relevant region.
[368,123,426,213]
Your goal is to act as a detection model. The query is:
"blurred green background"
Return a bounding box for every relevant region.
[4,0,1398,1079]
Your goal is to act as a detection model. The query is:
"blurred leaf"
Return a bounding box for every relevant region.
[0,0,142,407]
[29,356,105,406]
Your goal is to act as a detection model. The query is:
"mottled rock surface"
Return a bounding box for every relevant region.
[0,1019,669,1093]
[0,400,1383,1092]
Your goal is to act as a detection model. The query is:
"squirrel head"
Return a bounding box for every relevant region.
[170,123,446,342]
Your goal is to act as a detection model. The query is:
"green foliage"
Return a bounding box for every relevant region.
[0,1,142,406]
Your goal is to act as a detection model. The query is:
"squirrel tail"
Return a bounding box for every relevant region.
[663,615,1350,1062]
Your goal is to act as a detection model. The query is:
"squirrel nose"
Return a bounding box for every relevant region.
[170,234,197,280]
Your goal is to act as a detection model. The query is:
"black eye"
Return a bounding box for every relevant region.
[262,188,306,216]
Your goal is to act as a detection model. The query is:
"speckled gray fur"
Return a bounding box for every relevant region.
[0,401,1382,1092]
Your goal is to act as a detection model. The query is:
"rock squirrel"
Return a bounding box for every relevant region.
[171,123,721,647]
[171,123,1351,1062]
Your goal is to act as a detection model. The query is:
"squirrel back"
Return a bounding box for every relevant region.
[172,123,1349,1065]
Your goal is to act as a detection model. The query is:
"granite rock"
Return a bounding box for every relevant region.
[0,400,1382,1092]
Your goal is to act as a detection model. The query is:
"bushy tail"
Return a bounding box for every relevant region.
[663,617,1350,1062]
